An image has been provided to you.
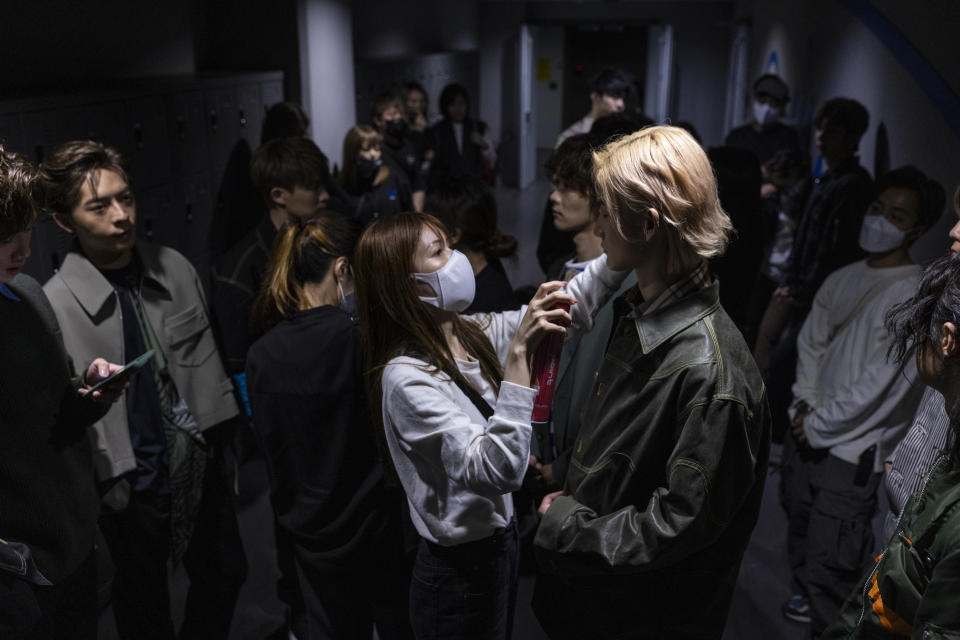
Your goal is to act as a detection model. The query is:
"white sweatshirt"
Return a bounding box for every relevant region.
[793,259,924,472]
[381,254,625,545]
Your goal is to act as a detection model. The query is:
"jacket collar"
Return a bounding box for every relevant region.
[57,242,169,316]
[633,281,720,352]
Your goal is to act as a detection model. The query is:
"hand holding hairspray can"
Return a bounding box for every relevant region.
[530,289,570,462]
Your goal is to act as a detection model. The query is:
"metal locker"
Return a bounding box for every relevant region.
[169,90,210,177]
[261,79,284,111]
[20,109,63,166]
[204,87,240,185]
[137,183,178,250]
[24,214,72,285]
[236,83,262,149]
[180,174,215,271]
[125,96,173,188]
[81,101,131,158]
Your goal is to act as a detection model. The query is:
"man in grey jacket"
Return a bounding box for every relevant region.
[41,141,245,640]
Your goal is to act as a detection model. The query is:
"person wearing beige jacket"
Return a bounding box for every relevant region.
[41,140,245,640]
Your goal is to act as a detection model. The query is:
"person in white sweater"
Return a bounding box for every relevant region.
[780,166,945,632]
[353,212,624,640]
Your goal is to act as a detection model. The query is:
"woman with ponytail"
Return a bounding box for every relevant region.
[246,211,412,640]
[354,211,626,640]
[424,176,518,313]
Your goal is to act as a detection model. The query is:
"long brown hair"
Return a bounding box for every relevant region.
[354,212,503,482]
[250,211,362,336]
[340,125,390,195]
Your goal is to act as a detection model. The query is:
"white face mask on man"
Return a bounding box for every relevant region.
[858,215,907,253]
[752,100,781,127]
[412,249,476,312]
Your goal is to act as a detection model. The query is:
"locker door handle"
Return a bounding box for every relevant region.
[185,202,194,223]
[134,123,144,150]
[176,116,185,141]
[34,145,44,165]
[145,218,154,239]
[209,110,218,134]
[239,108,247,128]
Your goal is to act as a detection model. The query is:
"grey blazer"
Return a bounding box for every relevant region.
[43,242,238,505]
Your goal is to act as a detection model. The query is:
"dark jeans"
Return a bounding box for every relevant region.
[295,557,412,640]
[99,454,247,640]
[780,435,881,637]
[0,549,97,640]
[409,519,519,640]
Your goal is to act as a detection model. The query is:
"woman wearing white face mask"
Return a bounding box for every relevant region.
[354,212,625,640]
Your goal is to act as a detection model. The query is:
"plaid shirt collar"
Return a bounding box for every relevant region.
[629,261,711,318]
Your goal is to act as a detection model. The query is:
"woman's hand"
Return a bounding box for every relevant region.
[502,281,577,387]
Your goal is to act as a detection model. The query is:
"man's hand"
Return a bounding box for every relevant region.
[80,358,128,404]
[529,456,557,490]
[538,490,563,517]
[791,407,812,446]
[469,131,489,149]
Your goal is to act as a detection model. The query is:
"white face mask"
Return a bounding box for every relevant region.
[858,215,906,253]
[752,100,781,127]
[412,249,476,312]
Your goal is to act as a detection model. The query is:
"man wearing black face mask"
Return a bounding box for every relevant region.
[371,93,425,212]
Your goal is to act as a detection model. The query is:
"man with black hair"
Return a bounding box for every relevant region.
[371,92,425,211]
[780,166,944,634]
[530,134,636,491]
[755,97,874,442]
[554,67,631,148]
[211,136,331,383]
[725,74,801,165]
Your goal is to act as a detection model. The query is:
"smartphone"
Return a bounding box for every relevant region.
[87,349,155,392]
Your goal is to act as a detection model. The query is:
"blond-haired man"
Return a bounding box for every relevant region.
[534,126,771,639]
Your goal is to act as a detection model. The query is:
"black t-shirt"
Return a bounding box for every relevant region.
[245,305,408,571]
[101,258,170,503]
[355,171,413,224]
[467,258,517,313]
[382,140,426,193]
[724,121,801,165]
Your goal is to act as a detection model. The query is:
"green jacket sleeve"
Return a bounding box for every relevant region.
[535,397,765,574]
[913,546,960,638]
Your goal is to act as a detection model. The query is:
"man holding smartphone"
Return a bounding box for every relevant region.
[41,140,244,640]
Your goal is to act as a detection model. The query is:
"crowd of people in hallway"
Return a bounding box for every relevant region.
[2,63,960,640]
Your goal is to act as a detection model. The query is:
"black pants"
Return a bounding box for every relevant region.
[294,555,412,640]
[0,549,97,640]
[409,519,519,640]
[780,436,881,637]
[99,454,247,640]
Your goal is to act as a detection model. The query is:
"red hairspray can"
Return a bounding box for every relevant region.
[530,293,569,462]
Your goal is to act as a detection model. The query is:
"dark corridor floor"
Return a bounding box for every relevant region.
[96,442,824,640]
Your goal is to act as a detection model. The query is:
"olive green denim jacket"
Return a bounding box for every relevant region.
[824,456,960,639]
[535,281,770,578]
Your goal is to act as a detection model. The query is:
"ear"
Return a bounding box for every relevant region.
[904,225,925,247]
[941,322,957,358]
[51,212,74,234]
[269,187,288,208]
[450,228,463,246]
[334,256,350,280]
[643,208,661,242]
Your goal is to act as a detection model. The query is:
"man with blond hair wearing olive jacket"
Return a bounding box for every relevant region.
[534,126,771,640]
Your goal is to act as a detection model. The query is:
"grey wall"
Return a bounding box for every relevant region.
[739,0,960,263]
